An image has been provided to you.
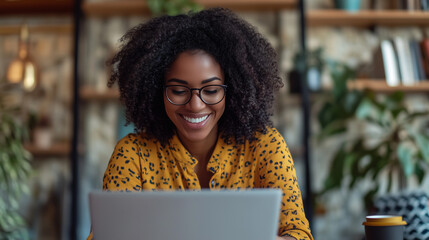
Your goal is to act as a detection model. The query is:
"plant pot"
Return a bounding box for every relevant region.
[334,0,361,12]
[33,127,53,149]
[288,68,322,94]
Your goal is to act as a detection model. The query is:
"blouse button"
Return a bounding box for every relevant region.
[211,179,216,187]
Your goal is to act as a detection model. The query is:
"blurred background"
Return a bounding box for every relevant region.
[1,0,429,239]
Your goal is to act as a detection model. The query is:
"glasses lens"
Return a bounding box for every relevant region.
[165,86,190,105]
[201,85,225,104]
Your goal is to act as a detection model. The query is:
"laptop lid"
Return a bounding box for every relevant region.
[89,189,282,240]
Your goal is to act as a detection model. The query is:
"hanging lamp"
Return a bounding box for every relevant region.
[6,24,38,92]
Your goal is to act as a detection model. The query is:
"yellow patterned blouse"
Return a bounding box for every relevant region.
[87,127,313,240]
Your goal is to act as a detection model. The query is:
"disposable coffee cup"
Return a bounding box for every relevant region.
[362,215,407,240]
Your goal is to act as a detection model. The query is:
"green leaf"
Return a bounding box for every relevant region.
[318,123,347,140]
[0,108,31,238]
[371,144,391,181]
[326,60,355,99]
[146,0,202,16]
[404,111,429,122]
[147,0,163,15]
[364,185,379,212]
[397,143,414,177]
[356,99,374,120]
[387,167,393,192]
[414,163,425,185]
[348,153,361,188]
[386,91,404,105]
[412,133,429,162]
[391,107,406,119]
[344,91,364,114]
[318,102,336,128]
[322,145,346,193]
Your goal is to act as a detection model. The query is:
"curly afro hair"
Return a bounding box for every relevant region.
[109,7,283,144]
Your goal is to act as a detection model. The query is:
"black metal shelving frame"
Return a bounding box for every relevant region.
[70,0,82,239]
[297,0,313,231]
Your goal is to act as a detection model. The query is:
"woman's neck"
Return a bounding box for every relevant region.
[178,129,218,164]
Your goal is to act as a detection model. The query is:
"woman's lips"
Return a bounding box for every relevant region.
[179,114,210,129]
[183,115,209,123]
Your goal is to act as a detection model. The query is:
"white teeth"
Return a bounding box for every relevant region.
[183,115,208,123]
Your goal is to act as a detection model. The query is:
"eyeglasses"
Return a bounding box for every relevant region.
[164,85,227,105]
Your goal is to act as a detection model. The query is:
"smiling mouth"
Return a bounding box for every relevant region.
[182,115,209,123]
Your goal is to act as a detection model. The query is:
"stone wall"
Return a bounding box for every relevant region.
[0,16,73,240]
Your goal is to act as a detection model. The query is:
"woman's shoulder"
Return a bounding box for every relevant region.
[246,127,288,153]
[253,127,285,144]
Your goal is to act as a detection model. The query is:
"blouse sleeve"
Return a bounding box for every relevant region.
[86,134,143,240]
[102,134,143,191]
[254,129,313,240]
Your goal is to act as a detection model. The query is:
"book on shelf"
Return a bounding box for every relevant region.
[408,0,416,10]
[378,39,401,86]
[393,37,416,85]
[421,38,429,78]
[372,37,428,86]
[378,0,429,10]
[405,0,428,10]
[372,0,403,10]
[409,39,426,81]
[422,0,429,10]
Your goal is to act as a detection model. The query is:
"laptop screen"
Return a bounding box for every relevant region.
[89,189,282,240]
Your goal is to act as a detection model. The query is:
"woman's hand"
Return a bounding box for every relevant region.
[276,236,296,240]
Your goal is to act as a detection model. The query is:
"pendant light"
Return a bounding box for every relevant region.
[6,25,38,92]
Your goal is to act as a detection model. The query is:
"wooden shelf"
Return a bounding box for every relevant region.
[80,87,120,101]
[348,79,429,92]
[82,0,150,16]
[24,143,71,157]
[0,24,73,35]
[82,0,297,16]
[197,0,297,11]
[308,10,429,27]
[0,0,73,15]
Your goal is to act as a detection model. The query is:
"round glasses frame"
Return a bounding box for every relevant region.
[164,84,227,106]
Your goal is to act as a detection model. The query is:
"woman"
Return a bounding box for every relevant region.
[88,8,313,240]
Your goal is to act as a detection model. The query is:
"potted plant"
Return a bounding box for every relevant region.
[317,61,429,210]
[289,47,325,93]
[0,82,32,240]
[146,0,202,16]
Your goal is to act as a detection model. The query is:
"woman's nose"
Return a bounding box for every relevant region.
[186,90,205,111]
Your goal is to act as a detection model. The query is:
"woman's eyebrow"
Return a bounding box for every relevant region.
[167,77,222,85]
[201,77,222,84]
[166,78,188,84]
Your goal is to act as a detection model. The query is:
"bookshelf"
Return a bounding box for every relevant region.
[306,9,429,93]
[24,143,71,157]
[0,0,73,15]
[80,87,120,101]
[348,79,429,92]
[0,24,73,35]
[82,0,297,16]
[308,10,429,27]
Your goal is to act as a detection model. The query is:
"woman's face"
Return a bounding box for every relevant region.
[164,51,225,145]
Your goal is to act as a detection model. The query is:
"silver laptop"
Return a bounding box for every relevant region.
[89,189,282,240]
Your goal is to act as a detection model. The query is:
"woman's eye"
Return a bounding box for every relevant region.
[203,89,218,95]
[172,90,187,95]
